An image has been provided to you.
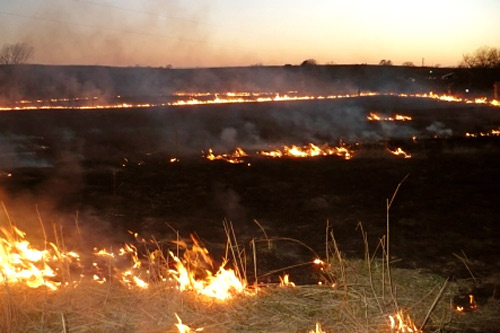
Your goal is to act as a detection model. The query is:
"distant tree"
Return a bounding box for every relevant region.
[0,42,34,64]
[460,46,500,68]
[379,59,393,66]
[300,58,317,66]
[402,61,415,67]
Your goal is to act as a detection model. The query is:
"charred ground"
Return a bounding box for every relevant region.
[1,96,499,285]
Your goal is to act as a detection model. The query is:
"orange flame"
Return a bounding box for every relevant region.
[309,322,327,333]
[0,225,79,290]
[168,237,248,300]
[465,126,500,138]
[174,313,204,332]
[2,91,500,111]
[279,274,296,288]
[259,143,353,160]
[389,310,421,332]
[203,147,248,164]
[367,113,412,121]
[387,147,411,158]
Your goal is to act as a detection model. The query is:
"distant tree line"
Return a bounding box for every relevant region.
[460,46,500,68]
[0,42,34,65]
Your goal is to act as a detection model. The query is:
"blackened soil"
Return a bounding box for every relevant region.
[2,144,500,283]
[1,97,500,284]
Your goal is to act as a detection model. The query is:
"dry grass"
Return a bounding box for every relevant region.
[1,254,480,333]
[1,179,497,332]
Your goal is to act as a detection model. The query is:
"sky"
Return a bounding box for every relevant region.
[0,0,499,68]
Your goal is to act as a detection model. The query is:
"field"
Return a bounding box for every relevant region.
[1,95,500,331]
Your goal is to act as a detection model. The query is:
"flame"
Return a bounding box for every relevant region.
[2,91,500,111]
[279,274,296,288]
[0,225,79,290]
[168,237,248,300]
[259,143,353,160]
[468,294,478,310]
[203,147,248,164]
[309,322,327,333]
[174,313,203,332]
[465,126,500,138]
[387,147,411,158]
[367,113,412,121]
[389,310,421,332]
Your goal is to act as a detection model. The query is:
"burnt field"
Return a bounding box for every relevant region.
[1,96,500,282]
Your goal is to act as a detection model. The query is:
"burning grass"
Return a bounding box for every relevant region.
[1,176,498,332]
[1,221,496,332]
[1,252,477,332]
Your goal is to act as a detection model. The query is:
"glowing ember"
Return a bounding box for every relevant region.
[309,322,327,333]
[168,237,248,300]
[387,147,411,158]
[279,274,296,288]
[203,147,248,164]
[174,313,203,332]
[389,310,421,333]
[259,143,353,160]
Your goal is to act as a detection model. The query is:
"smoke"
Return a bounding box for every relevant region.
[426,121,453,137]
[0,0,216,67]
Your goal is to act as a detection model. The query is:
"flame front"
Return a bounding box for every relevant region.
[2,91,499,111]
[168,237,247,300]
[259,143,353,160]
[389,310,421,332]
[203,147,248,164]
[367,113,412,121]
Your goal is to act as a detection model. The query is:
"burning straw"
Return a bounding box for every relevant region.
[0,193,492,332]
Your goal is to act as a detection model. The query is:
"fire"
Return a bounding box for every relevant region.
[389,310,421,332]
[279,274,296,288]
[203,147,248,164]
[465,126,500,138]
[259,143,353,160]
[168,237,248,300]
[0,225,79,291]
[174,313,203,332]
[455,293,479,313]
[387,147,411,158]
[2,91,500,111]
[309,322,327,333]
[367,113,412,121]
